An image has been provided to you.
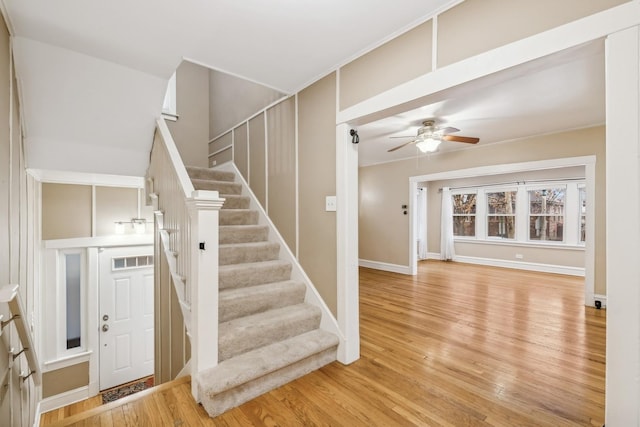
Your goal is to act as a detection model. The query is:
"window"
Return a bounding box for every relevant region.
[58,249,86,356]
[528,188,565,242]
[579,186,586,243]
[452,193,476,237]
[487,191,516,239]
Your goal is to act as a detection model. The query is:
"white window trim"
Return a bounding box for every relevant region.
[451,180,585,247]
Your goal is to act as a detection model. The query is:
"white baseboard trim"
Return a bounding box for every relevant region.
[38,386,90,413]
[359,259,412,275]
[426,253,585,277]
[594,294,607,308]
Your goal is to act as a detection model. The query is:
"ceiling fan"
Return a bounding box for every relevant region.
[387,119,480,153]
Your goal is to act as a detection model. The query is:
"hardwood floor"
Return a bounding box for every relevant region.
[40,261,606,426]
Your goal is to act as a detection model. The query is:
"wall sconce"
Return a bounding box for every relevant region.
[114,218,147,234]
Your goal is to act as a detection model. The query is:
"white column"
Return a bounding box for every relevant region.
[335,123,360,364]
[187,191,225,399]
[605,25,640,425]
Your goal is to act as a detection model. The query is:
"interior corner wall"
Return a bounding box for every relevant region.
[165,61,209,168]
[209,70,285,139]
[0,12,39,426]
[359,126,607,294]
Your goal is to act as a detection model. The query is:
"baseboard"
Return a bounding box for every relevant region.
[594,294,607,308]
[359,259,412,275]
[38,385,90,413]
[426,253,585,276]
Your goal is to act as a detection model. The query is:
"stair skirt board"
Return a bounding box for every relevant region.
[183,165,339,418]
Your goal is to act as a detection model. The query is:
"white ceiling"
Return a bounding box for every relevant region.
[357,40,605,166]
[3,0,605,174]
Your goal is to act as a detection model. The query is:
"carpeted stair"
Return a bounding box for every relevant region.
[185,166,339,417]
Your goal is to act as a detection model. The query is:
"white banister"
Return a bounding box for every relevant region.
[147,118,224,401]
[0,284,41,386]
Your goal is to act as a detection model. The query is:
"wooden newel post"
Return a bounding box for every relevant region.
[187,190,225,400]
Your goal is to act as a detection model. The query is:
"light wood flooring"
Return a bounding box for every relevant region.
[40,261,606,426]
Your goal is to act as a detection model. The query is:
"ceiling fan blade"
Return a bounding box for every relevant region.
[435,126,460,135]
[390,135,414,139]
[443,135,479,144]
[387,140,416,152]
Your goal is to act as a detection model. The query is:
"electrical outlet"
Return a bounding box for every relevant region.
[515,253,524,259]
[325,196,337,212]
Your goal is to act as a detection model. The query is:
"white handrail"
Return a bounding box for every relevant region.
[0,284,41,385]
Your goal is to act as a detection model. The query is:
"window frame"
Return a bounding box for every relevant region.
[526,185,567,244]
[451,190,478,239]
[56,248,88,358]
[485,187,518,240]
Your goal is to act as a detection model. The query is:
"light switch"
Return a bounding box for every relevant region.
[325,196,337,212]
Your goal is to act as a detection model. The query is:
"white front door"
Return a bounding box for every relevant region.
[99,246,154,390]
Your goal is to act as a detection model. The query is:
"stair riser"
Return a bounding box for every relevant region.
[219,309,321,361]
[201,347,337,417]
[193,179,242,195]
[222,196,250,210]
[220,210,258,225]
[219,244,280,266]
[187,167,236,182]
[219,263,292,290]
[219,283,306,322]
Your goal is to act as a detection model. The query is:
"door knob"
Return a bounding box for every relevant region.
[102,324,109,332]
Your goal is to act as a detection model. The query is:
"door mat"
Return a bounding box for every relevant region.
[101,376,154,404]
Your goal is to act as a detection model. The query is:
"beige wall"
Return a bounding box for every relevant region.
[249,113,267,207]
[437,0,628,67]
[234,123,248,180]
[267,97,297,253]
[42,184,92,240]
[42,184,150,240]
[95,186,138,236]
[339,20,432,110]
[360,127,606,294]
[209,131,232,167]
[298,73,338,315]
[42,362,89,398]
[166,61,209,168]
[209,70,285,139]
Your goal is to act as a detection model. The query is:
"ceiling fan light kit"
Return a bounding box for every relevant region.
[387,119,480,153]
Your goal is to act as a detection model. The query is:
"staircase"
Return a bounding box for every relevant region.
[185,166,339,417]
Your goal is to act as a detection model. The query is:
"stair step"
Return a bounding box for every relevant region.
[198,329,338,417]
[219,280,306,322]
[222,195,250,210]
[219,225,269,244]
[186,166,235,182]
[218,303,321,361]
[192,179,242,195]
[219,242,280,266]
[219,260,292,290]
[220,209,258,225]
